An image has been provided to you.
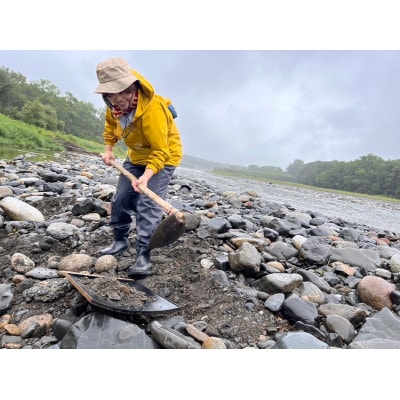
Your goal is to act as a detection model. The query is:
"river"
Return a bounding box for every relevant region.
[176,167,400,235]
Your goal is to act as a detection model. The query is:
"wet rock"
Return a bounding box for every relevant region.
[71,198,94,216]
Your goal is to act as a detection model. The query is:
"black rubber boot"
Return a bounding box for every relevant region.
[127,248,153,277]
[97,227,129,256]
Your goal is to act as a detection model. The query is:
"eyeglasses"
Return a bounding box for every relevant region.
[105,86,134,102]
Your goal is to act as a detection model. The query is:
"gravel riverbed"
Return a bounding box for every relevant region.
[177,167,400,234]
[1,154,399,399]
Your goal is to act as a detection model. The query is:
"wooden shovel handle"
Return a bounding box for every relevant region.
[109,159,184,220]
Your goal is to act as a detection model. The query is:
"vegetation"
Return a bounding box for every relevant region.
[0,66,104,142]
[1,65,399,200]
[0,113,62,151]
[215,153,400,200]
[0,113,126,159]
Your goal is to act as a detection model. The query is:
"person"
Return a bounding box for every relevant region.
[94,57,183,277]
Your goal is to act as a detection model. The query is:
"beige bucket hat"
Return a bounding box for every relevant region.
[95,58,138,94]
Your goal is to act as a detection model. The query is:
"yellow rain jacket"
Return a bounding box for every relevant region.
[102,69,183,174]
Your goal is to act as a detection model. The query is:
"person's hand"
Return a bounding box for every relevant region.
[132,175,148,193]
[132,168,154,193]
[101,149,115,165]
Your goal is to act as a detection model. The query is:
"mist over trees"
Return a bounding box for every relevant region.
[215,153,400,199]
[286,154,400,198]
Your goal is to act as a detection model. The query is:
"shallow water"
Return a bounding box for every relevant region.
[176,167,400,234]
[0,147,61,163]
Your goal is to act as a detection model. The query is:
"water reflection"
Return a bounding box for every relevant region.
[0,147,63,162]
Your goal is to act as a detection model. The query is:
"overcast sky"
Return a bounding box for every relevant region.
[1,2,400,170]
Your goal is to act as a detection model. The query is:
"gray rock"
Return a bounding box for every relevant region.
[264,216,301,235]
[330,247,381,272]
[298,281,325,305]
[264,293,285,312]
[22,278,71,302]
[0,284,13,313]
[318,302,368,325]
[61,312,160,349]
[228,241,261,275]
[273,331,329,349]
[324,314,357,344]
[259,273,303,294]
[300,236,332,265]
[348,308,400,349]
[281,297,319,325]
[149,320,201,349]
[297,268,332,293]
[46,222,80,240]
[264,241,299,260]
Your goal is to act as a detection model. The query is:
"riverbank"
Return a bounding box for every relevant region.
[1,151,400,397]
[1,152,400,351]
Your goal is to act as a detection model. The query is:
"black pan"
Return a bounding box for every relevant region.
[63,271,180,315]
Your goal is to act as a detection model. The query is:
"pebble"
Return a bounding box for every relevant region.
[1,153,400,350]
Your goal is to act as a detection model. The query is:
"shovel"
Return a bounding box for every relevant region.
[108,159,186,250]
[63,271,180,315]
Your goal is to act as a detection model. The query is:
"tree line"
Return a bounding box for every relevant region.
[0,66,105,142]
[215,153,400,199]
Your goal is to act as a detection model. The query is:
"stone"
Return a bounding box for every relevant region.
[357,275,395,311]
[0,196,45,222]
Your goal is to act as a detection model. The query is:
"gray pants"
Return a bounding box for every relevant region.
[110,159,175,250]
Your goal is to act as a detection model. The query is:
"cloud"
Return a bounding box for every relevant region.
[1,50,400,169]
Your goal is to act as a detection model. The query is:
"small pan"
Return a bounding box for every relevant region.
[63,271,180,315]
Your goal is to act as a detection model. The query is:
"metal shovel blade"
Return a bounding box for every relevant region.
[63,272,180,315]
[148,212,187,250]
[108,159,187,250]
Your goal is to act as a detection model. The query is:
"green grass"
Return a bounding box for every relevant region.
[0,113,126,159]
[2,113,399,204]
